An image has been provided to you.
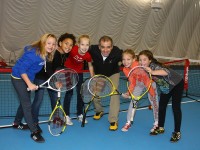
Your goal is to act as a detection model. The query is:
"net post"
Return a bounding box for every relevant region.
[182,59,197,101]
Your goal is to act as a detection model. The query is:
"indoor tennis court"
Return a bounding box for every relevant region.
[0,0,200,150]
[0,64,200,150]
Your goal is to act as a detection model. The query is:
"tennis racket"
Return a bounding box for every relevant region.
[80,78,96,127]
[127,66,152,108]
[48,92,67,136]
[47,68,79,136]
[88,74,122,98]
[28,68,78,92]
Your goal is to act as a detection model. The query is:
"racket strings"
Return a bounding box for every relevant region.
[49,107,66,136]
[49,70,78,92]
[89,76,113,97]
[128,67,152,100]
[81,79,93,104]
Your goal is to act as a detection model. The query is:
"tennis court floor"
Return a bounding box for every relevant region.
[0,97,199,150]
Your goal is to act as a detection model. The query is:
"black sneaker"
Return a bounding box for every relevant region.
[150,127,165,135]
[12,123,29,130]
[31,131,45,143]
[36,124,43,133]
[170,132,181,142]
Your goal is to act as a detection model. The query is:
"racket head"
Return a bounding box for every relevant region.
[80,78,96,127]
[48,102,66,136]
[127,66,152,100]
[41,68,79,92]
[88,75,115,98]
[80,78,94,104]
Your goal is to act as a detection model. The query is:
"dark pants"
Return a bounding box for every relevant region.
[63,73,83,116]
[11,77,38,132]
[158,79,184,132]
[32,78,57,123]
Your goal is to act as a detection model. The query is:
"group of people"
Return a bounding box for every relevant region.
[11,33,184,144]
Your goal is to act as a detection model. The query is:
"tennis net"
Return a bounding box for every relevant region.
[0,57,199,127]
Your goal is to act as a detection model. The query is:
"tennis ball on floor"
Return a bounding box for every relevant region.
[148,105,153,110]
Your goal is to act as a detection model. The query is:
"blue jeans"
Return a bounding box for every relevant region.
[63,73,83,116]
[11,77,38,133]
[32,78,57,123]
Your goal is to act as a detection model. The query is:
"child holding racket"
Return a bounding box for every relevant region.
[11,33,57,143]
[31,47,57,133]
[138,50,184,143]
[121,49,159,133]
[64,34,94,125]
[32,33,76,127]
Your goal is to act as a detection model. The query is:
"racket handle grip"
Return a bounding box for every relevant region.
[27,85,39,91]
[57,91,61,98]
[81,114,86,127]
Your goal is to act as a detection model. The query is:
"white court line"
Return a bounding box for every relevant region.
[121,99,199,112]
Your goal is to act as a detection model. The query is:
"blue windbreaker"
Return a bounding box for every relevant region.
[12,45,45,81]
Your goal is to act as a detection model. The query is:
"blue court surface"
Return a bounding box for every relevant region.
[0,98,199,150]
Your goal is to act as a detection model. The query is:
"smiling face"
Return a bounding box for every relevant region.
[59,38,74,53]
[44,37,57,53]
[139,54,151,67]
[78,37,90,54]
[99,40,113,57]
[122,53,135,68]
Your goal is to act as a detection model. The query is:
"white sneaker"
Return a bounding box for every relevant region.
[150,122,158,132]
[121,122,131,132]
[77,114,88,124]
[65,116,73,125]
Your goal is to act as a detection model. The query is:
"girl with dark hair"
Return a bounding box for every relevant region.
[138,50,184,143]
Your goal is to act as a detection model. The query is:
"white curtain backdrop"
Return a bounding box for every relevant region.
[0,0,200,63]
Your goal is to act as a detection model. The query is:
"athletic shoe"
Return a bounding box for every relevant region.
[77,114,88,124]
[170,132,181,142]
[31,131,45,143]
[65,116,73,125]
[93,112,103,120]
[121,122,131,132]
[150,127,165,135]
[109,122,118,131]
[150,123,158,134]
[36,124,43,133]
[12,123,29,130]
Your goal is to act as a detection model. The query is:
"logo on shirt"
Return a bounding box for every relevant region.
[74,55,83,62]
[39,62,45,65]
[153,77,169,94]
